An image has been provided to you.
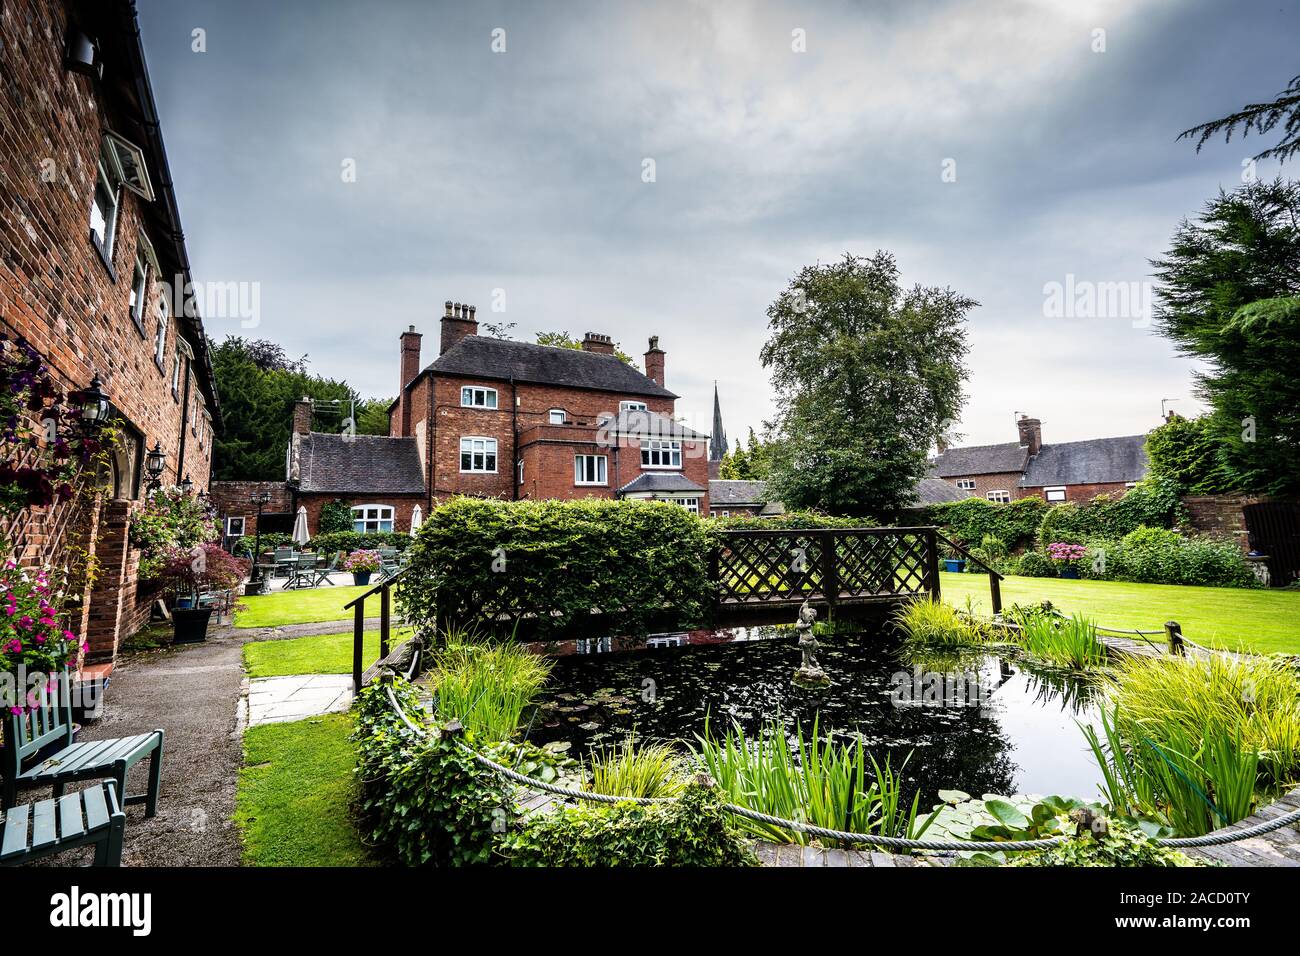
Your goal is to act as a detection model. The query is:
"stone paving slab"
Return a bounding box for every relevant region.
[245,674,354,726]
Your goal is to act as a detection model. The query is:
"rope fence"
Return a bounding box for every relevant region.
[381,684,1300,855]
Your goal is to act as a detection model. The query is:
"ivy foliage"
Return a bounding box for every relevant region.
[921,497,1046,551]
[318,499,355,535]
[1035,478,1185,544]
[351,678,506,866]
[399,497,713,639]
[1144,414,1236,495]
[502,782,757,867]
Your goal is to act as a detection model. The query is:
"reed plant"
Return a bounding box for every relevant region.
[586,737,687,799]
[692,716,937,846]
[429,642,551,742]
[1017,613,1106,670]
[892,597,986,648]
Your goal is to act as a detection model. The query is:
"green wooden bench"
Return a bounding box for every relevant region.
[1,670,163,817]
[0,780,126,866]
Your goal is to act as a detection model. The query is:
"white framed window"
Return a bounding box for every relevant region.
[225,516,245,537]
[171,348,182,396]
[955,478,976,491]
[641,439,681,469]
[574,454,607,485]
[986,490,1011,504]
[1044,486,1067,503]
[352,504,394,533]
[102,131,155,201]
[154,286,169,364]
[89,158,120,259]
[548,408,566,424]
[663,495,700,514]
[460,386,497,409]
[460,436,497,472]
[129,253,150,328]
[620,401,648,413]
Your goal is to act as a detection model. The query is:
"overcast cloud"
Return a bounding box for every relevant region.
[138,0,1297,448]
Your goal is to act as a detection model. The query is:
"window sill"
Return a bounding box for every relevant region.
[575,482,607,487]
[639,465,683,471]
[154,354,167,375]
[130,311,147,338]
[459,470,498,475]
[90,233,117,282]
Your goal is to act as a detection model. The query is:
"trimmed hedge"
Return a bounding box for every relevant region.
[922,497,1047,552]
[400,497,714,639]
[707,510,878,532]
[1081,530,1259,588]
[307,530,414,555]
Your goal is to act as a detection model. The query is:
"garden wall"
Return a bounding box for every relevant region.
[1180,495,1262,553]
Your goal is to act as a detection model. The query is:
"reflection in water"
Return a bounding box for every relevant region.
[526,625,1104,805]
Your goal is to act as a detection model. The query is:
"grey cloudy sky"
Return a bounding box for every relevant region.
[137,0,1297,448]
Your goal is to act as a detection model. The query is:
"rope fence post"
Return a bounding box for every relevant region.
[1165,620,1185,657]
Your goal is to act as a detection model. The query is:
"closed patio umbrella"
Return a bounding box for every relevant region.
[410,504,423,536]
[291,505,310,546]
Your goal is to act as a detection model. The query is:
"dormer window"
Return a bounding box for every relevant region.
[461,386,497,409]
[549,409,566,425]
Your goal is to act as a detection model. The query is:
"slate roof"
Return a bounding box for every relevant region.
[910,477,971,505]
[929,441,1028,478]
[708,479,770,505]
[294,433,425,494]
[1020,435,1148,488]
[597,409,707,440]
[426,337,677,399]
[617,473,707,495]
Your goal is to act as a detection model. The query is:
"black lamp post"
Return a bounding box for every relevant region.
[144,441,166,493]
[181,474,194,496]
[248,491,274,593]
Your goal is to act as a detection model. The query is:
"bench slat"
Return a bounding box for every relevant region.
[57,792,85,841]
[82,783,110,830]
[31,799,57,851]
[0,804,30,859]
[25,738,118,777]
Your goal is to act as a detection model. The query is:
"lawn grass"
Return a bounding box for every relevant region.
[939,571,1300,655]
[244,628,414,678]
[235,713,376,866]
[235,585,370,628]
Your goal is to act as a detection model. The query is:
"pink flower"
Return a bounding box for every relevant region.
[15,616,31,630]
[4,639,21,654]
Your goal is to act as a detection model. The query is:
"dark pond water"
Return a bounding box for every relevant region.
[525,624,1106,805]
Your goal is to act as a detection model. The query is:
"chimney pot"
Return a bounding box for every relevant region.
[439,298,479,355]
[581,332,616,355]
[444,300,453,317]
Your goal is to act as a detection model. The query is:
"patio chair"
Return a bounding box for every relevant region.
[306,553,339,588]
[287,554,320,590]
[378,549,402,582]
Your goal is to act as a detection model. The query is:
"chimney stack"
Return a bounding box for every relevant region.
[398,325,423,436]
[439,300,479,355]
[292,396,313,436]
[1016,415,1042,457]
[644,335,665,387]
[581,332,616,355]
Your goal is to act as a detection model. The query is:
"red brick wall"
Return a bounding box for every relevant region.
[296,493,424,539]
[2,0,216,669]
[209,480,293,536]
[939,472,1023,501]
[1021,481,1133,503]
[1181,494,1267,552]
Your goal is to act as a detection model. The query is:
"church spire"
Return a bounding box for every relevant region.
[709,381,727,462]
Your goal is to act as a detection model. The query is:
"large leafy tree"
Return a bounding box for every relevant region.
[760,252,974,517]
[212,337,358,480]
[1143,414,1233,494]
[1151,179,1300,495]
[719,428,774,480]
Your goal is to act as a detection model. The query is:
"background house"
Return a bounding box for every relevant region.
[1,0,219,676]
[213,302,711,538]
[929,415,1148,504]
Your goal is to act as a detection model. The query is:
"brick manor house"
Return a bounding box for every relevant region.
[213,303,712,539]
[2,0,219,679]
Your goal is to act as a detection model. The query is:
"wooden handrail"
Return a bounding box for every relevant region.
[347,567,408,694]
[932,530,1003,614]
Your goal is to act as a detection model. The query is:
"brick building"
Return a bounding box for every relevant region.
[1,0,219,675]
[213,303,710,540]
[929,415,1148,504]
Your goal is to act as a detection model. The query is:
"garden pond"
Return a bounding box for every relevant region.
[525,623,1107,806]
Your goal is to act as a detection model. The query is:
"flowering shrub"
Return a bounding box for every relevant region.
[1,560,83,709]
[157,544,250,602]
[130,487,220,578]
[343,549,382,574]
[1046,542,1087,564]
[0,334,106,515]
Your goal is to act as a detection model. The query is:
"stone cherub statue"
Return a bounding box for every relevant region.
[792,599,831,688]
